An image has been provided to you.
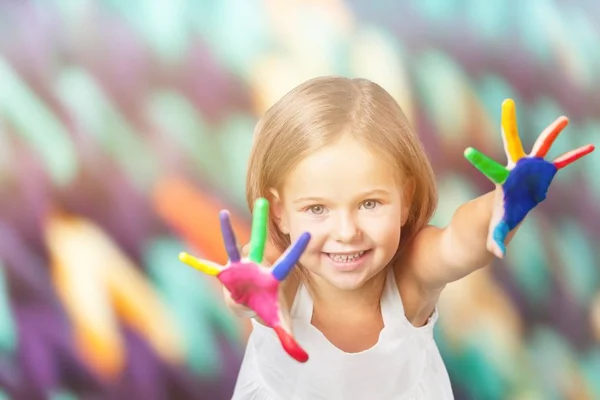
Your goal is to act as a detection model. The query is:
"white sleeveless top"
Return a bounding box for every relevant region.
[232,268,454,399]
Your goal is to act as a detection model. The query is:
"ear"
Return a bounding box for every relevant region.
[400,178,416,226]
[268,188,289,234]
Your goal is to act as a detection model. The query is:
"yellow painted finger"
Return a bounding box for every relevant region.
[501,99,526,163]
[179,252,221,276]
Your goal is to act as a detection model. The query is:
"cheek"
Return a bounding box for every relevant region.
[286,216,328,252]
[375,222,402,246]
[364,213,402,248]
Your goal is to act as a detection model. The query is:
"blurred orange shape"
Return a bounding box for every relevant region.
[152,176,251,265]
[44,212,184,380]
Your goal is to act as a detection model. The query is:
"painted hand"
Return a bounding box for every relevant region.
[178,198,311,362]
[464,99,594,258]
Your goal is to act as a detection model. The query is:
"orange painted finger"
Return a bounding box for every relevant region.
[531,116,569,158]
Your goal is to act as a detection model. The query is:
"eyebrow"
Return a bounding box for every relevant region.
[292,189,392,204]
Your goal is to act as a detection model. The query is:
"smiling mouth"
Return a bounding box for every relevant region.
[326,250,370,263]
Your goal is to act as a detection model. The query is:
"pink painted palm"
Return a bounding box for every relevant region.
[179,198,311,362]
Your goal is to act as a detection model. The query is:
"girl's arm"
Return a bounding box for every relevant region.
[400,113,592,326]
[396,187,521,327]
[403,186,519,291]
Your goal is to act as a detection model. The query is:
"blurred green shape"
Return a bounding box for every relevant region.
[452,338,507,399]
[436,321,546,399]
[0,262,16,355]
[412,50,472,142]
[554,221,598,306]
[55,67,157,191]
[579,121,600,200]
[138,0,190,63]
[108,0,268,70]
[103,0,192,63]
[0,58,78,187]
[580,345,600,396]
[214,114,255,206]
[526,325,577,400]
[146,0,191,63]
[465,1,508,41]
[146,92,254,207]
[144,237,242,376]
[562,8,598,88]
[0,390,9,399]
[516,0,557,62]
[505,214,551,306]
[412,0,462,23]
[430,174,478,227]
[56,0,94,28]
[50,391,78,400]
[347,25,411,99]
[475,74,519,127]
[146,91,222,183]
[190,0,269,77]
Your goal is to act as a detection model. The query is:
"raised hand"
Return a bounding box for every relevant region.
[178,198,311,362]
[464,99,594,258]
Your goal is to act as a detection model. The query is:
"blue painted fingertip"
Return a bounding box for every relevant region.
[272,232,311,282]
[493,221,509,256]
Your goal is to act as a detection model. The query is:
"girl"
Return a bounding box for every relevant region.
[215,76,591,399]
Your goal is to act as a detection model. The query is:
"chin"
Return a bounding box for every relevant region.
[323,274,374,291]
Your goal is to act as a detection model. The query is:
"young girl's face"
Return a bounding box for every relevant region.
[274,135,410,291]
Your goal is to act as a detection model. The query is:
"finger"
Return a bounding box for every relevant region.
[464,147,510,184]
[530,116,569,158]
[242,240,280,267]
[553,144,595,169]
[249,198,269,264]
[219,210,241,263]
[501,99,526,164]
[490,221,509,258]
[272,232,311,282]
[273,325,309,363]
[487,189,507,259]
[178,252,221,276]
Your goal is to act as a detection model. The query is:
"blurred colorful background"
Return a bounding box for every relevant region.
[0,1,599,399]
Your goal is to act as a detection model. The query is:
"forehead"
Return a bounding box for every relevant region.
[283,136,400,198]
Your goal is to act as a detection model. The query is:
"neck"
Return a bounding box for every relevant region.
[306,268,388,316]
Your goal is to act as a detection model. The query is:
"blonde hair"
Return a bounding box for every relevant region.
[246,76,437,264]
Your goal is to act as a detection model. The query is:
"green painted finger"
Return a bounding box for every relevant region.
[249,198,269,263]
[464,147,509,184]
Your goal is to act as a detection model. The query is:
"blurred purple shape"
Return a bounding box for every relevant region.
[8,304,104,399]
[109,328,166,400]
[0,221,57,304]
[181,42,252,123]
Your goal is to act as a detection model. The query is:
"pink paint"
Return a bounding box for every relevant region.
[218,262,281,327]
[274,326,309,363]
[217,261,309,362]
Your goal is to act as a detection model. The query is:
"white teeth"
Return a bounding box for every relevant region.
[328,251,365,262]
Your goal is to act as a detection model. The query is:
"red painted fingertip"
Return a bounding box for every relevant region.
[273,325,309,363]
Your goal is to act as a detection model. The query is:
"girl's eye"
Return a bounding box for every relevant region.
[361,200,379,210]
[308,205,325,215]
